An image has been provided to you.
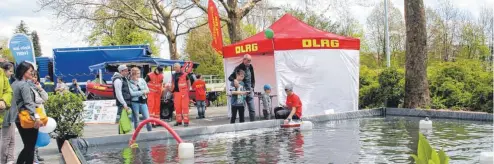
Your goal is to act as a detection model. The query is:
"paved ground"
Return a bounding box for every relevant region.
[17,106,231,164]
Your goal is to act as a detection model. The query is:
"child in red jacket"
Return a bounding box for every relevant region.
[192,74,207,119]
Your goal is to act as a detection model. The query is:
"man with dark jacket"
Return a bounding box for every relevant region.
[228,54,256,121]
[112,65,132,134]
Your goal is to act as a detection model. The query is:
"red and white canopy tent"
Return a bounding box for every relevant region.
[222,14,360,117]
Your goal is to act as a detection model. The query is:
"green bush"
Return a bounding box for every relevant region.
[44,92,85,139]
[428,59,493,112]
[359,66,404,108]
[378,68,405,107]
[359,59,492,113]
[359,65,381,108]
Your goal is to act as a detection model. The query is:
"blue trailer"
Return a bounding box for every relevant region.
[52,45,152,89]
[35,57,53,81]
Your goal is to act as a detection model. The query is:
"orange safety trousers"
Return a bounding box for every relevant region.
[147,91,162,122]
[147,72,163,125]
[174,92,190,124]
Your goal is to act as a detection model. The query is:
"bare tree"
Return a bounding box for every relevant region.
[38,0,206,59]
[243,0,274,30]
[192,0,262,43]
[435,0,461,61]
[478,6,494,59]
[403,0,430,108]
[366,0,405,65]
[425,7,445,61]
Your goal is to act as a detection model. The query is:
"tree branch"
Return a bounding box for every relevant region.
[191,0,230,23]
[218,0,230,12]
[177,21,208,36]
[239,0,261,18]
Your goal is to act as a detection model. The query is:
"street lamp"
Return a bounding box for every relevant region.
[384,0,391,67]
[267,7,281,23]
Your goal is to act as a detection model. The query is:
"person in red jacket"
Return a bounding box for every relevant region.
[171,63,191,127]
[145,67,164,126]
[275,84,303,122]
[192,74,207,119]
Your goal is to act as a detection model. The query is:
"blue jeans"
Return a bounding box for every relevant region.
[131,103,152,132]
[245,92,256,121]
[196,101,206,117]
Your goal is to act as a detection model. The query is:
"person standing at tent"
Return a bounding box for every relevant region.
[192,74,207,119]
[129,67,152,132]
[145,67,164,126]
[228,54,256,121]
[171,63,191,127]
[112,65,132,134]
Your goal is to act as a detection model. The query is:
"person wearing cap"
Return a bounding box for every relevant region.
[145,67,164,126]
[276,84,303,122]
[261,84,272,119]
[228,54,256,121]
[112,65,132,134]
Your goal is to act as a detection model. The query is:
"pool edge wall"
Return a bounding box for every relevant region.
[71,108,492,164]
[385,108,493,121]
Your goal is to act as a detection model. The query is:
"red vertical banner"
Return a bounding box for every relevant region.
[207,0,223,55]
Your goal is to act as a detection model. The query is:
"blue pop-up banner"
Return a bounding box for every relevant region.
[8,33,36,66]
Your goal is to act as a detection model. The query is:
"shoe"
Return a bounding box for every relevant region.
[36,148,44,161]
[196,116,201,119]
[184,124,189,127]
[174,122,182,126]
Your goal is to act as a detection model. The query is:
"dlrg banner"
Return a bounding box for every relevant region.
[83,100,118,124]
[207,0,223,55]
[8,33,36,66]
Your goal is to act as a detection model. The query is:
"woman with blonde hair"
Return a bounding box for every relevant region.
[129,67,152,131]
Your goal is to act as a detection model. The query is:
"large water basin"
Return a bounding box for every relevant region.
[83,116,492,163]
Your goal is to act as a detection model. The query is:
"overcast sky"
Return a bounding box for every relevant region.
[0,0,492,59]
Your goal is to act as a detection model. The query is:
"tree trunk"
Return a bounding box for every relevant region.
[168,36,178,60]
[227,16,243,43]
[403,0,430,108]
[164,16,178,60]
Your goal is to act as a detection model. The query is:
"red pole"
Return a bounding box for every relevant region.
[129,118,184,146]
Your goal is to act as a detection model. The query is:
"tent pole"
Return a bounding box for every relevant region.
[99,69,103,84]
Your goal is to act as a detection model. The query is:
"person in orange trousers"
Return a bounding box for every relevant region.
[145,67,164,126]
[171,63,191,127]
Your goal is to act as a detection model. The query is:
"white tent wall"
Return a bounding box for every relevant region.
[274,49,359,116]
[223,55,279,118]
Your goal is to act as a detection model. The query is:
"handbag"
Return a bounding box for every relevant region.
[18,107,48,129]
[119,109,132,134]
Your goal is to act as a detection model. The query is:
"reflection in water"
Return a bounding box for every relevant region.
[85,117,492,164]
[150,144,167,163]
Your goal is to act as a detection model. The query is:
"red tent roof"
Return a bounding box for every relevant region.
[223,14,360,58]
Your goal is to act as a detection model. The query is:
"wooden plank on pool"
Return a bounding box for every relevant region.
[61,140,82,164]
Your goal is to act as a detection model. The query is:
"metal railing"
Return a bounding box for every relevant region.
[202,75,225,84]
